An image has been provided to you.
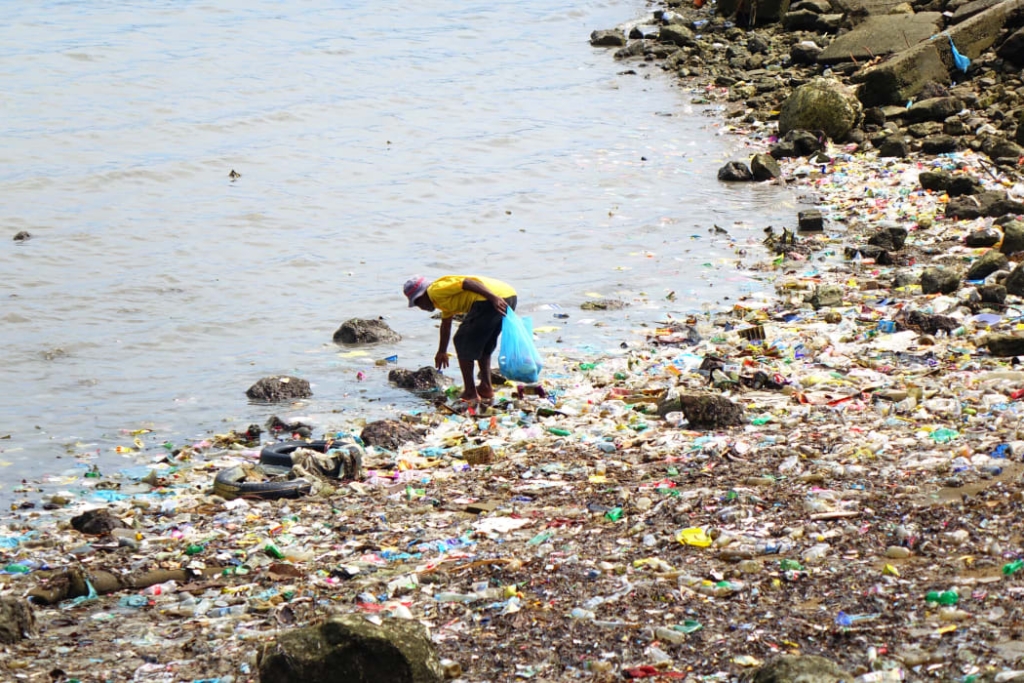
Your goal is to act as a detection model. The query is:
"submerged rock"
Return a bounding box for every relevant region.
[388,367,450,393]
[246,376,313,402]
[70,508,126,536]
[333,318,401,345]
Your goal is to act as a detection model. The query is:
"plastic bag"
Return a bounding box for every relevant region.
[499,308,543,383]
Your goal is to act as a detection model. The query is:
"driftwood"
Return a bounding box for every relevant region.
[27,565,225,605]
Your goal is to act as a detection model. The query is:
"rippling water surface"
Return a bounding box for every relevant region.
[0,0,798,500]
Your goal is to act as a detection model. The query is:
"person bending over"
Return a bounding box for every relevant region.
[404,275,517,405]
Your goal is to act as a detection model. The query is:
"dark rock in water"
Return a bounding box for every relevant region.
[333,318,401,345]
[752,655,852,683]
[904,309,960,335]
[778,78,862,141]
[246,376,313,402]
[658,24,696,47]
[797,209,824,232]
[920,267,961,295]
[717,161,754,181]
[948,175,983,197]
[965,228,1001,248]
[998,25,1024,64]
[809,284,843,309]
[266,415,314,437]
[965,250,1009,281]
[71,508,126,535]
[919,170,951,192]
[388,366,449,393]
[675,393,745,430]
[868,226,908,251]
[877,136,909,158]
[1005,263,1024,296]
[1002,220,1024,254]
[581,299,628,310]
[947,191,1024,220]
[979,284,1007,304]
[750,153,782,180]
[258,613,443,683]
[360,419,423,451]
[0,597,37,644]
[589,29,626,47]
[13,231,31,242]
[893,270,919,288]
[906,97,963,123]
[986,333,1024,357]
[921,134,958,154]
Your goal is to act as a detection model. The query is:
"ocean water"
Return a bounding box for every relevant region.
[0,0,797,502]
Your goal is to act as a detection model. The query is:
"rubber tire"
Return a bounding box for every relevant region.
[213,464,311,501]
[259,440,330,468]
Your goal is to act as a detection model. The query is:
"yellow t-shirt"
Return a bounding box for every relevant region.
[427,276,516,318]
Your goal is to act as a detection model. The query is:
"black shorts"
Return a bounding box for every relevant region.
[453,296,517,361]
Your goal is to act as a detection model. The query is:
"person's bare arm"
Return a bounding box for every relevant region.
[435,317,453,369]
[462,278,508,314]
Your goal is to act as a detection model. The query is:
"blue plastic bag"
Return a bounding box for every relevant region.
[499,308,543,383]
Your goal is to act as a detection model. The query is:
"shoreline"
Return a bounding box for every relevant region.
[6,2,1024,682]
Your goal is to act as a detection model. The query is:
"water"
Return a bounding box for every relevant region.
[0,0,797,501]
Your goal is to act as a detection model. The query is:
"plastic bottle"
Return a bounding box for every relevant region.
[434,592,481,603]
[1004,559,1024,576]
[654,627,687,644]
[926,590,959,605]
[141,580,178,596]
[570,607,596,620]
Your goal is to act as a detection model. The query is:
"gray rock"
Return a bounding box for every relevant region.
[809,284,843,308]
[919,170,951,192]
[334,318,402,345]
[878,136,909,157]
[13,231,30,242]
[1006,263,1024,296]
[997,25,1024,64]
[790,41,823,65]
[258,613,443,683]
[798,209,824,232]
[981,135,1024,162]
[893,270,919,288]
[921,134,958,154]
[985,333,1024,357]
[589,29,626,47]
[718,0,792,22]
[751,153,783,180]
[659,24,696,47]
[71,508,126,535]
[966,228,1001,248]
[388,366,450,393]
[906,97,964,122]
[675,393,745,430]
[907,121,943,138]
[947,191,1024,220]
[846,244,893,265]
[868,226,908,250]
[920,267,961,294]
[246,376,313,402]
[752,655,852,683]
[782,9,824,30]
[944,116,968,136]
[953,0,1004,23]
[747,32,771,54]
[965,250,1009,281]
[771,130,824,159]
[360,419,424,451]
[0,597,36,645]
[1002,220,1024,254]
[818,13,943,64]
[778,78,863,142]
[979,283,1007,303]
[718,161,754,181]
[948,175,983,196]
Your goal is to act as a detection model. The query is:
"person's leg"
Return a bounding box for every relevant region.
[458,357,478,402]
[477,355,493,402]
[476,296,515,402]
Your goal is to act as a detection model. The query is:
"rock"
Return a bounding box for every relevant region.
[919,170,951,192]
[947,191,1024,220]
[246,376,313,402]
[966,228,1001,248]
[659,24,696,47]
[907,121,943,138]
[905,96,963,122]
[718,0,793,23]
[589,29,626,47]
[779,78,863,141]
[944,116,968,135]
[360,420,424,451]
[921,134,958,154]
[846,244,893,265]
[868,226,908,250]
[782,9,823,30]
[676,393,745,430]
[905,310,959,335]
[770,130,824,159]
[0,597,36,644]
[1002,220,1024,254]
[948,175,983,197]
[751,153,782,181]
[986,333,1024,357]
[790,41,823,65]
[257,613,443,683]
[747,33,771,54]
[791,0,832,11]
[752,655,853,683]
[920,267,961,294]
[979,283,1007,303]
[797,209,824,232]
[718,161,754,181]
[388,367,450,393]
[809,284,843,308]
[1005,263,1024,296]
[581,299,628,310]
[965,250,1009,281]
[953,0,1005,23]
[818,13,944,64]
[997,25,1024,64]
[333,318,401,345]
[981,136,1024,162]
[70,508,126,535]
[877,136,909,157]
[893,270,918,288]
[13,231,30,242]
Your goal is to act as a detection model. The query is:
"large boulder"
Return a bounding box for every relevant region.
[590,29,626,47]
[0,597,36,644]
[334,318,401,345]
[246,376,313,402]
[778,78,862,141]
[360,419,424,451]
[258,614,443,683]
[818,13,943,64]
[751,153,783,180]
[1005,263,1024,296]
[718,161,754,182]
[752,655,853,683]
[905,96,963,122]
[920,267,960,294]
[659,24,696,47]
[997,25,1024,63]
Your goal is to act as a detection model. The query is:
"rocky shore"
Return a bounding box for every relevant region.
[7,1,1024,682]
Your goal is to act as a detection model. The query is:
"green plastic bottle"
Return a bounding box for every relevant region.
[925,590,958,605]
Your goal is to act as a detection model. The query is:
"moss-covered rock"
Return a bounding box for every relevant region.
[778,78,862,141]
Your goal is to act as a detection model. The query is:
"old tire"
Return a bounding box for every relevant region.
[213,464,311,501]
[259,440,331,468]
